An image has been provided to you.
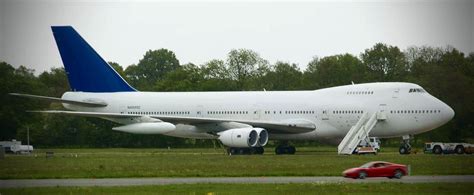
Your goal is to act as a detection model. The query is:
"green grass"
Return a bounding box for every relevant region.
[1,183,473,194]
[0,147,473,179]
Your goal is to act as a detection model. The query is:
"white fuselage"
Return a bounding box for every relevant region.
[61,82,454,142]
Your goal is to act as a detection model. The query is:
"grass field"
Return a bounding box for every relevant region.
[0,147,473,179]
[1,183,473,194]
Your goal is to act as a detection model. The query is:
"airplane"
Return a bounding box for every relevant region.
[11,26,455,155]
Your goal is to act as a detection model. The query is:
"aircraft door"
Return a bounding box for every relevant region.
[392,88,400,98]
[378,104,387,114]
[119,105,127,114]
[196,105,203,117]
[322,110,329,120]
[252,104,261,120]
[378,104,388,121]
[253,109,262,120]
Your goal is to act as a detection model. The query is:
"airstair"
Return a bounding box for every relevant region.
[338,112,381,155]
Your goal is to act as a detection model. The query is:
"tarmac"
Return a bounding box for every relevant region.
[1,175,473,188]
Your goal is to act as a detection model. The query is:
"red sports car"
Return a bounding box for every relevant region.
[342,161,408,179]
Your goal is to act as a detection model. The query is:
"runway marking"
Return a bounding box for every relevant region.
[1,176,473,188]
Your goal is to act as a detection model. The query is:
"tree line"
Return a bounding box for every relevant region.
[1,43,473,147]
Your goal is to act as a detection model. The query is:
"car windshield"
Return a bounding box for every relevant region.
[360,162,374,168]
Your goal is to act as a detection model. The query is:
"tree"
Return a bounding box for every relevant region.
[304,54,367,89]
[38,68,69,97]
[361,43,408,81]
[125,49,180,90]
[108,62,126,79]
[0,62,46,140]
[262,62,303,90]
[199,59,235,91]
[201,60,229,80]
[227,49,269,90]
[465,53,474,78]
[154,63,203,91]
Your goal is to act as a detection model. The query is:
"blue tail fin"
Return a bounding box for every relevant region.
[52,26,136,92]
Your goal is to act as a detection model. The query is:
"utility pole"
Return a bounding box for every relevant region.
[27,126,30,154]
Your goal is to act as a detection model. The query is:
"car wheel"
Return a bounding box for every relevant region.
[358,171,367,179]
[433,146,442,154]
[393,169,403,179]
[455,146,464,154]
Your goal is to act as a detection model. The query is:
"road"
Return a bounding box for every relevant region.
[1,176,473,188]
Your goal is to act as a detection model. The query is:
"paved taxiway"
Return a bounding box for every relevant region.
[1,176,473,188]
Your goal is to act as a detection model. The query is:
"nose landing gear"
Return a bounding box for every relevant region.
[399,135,412,155]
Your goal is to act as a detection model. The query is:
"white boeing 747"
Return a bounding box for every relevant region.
[11,26,454,155]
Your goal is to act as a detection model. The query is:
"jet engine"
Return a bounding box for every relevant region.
[218,127,268,148]
[253,128,269,147]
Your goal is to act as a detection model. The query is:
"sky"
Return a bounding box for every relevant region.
[0,0,473,74]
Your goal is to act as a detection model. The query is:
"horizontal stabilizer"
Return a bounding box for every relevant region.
[9,93,107,107]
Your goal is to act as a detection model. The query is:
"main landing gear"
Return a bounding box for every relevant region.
[399,135,412,155]
[275,142,296,155]
[226,142,298,155]
[227,147,264,155]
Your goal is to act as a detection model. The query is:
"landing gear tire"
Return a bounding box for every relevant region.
[455,146,464,154]
[288,146,296,154]
[275,145,296,155]
[399,146,409,155]
[228,148,237,155]
[253,147,265,155]
[227,147,264,155]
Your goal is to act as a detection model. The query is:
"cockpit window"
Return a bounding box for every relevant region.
[409,88,426,93]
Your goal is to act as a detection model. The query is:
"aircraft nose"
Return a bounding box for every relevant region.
[442,102,455,122]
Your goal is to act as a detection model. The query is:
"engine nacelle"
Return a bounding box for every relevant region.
[254,128,268,147]
[218,127,268,148]
[112,122,176,134]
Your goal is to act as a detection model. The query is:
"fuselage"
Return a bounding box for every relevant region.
[62,82,454,141]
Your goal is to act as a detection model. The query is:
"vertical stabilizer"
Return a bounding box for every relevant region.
[52,26,135,92]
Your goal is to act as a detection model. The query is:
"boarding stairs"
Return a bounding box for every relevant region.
[338,112,383,155]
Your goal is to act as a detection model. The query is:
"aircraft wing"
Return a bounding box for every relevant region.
[32,110,316,134]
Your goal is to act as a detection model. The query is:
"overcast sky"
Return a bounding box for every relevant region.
[0,0,473,74]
